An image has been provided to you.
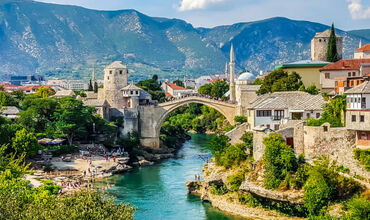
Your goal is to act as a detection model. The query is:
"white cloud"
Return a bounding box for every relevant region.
[178,0,225,11]
[347,0,370,19]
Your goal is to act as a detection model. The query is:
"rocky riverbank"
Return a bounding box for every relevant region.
[185,161,306,220]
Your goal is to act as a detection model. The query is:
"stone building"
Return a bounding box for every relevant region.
[234,71,260,116]
[246,91,326,131]
[345,81,370,148]
[311,29,343,62]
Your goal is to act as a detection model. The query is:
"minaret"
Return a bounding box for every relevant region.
[229,44,236,102]
[359,39,363,49]
[91,67,97,90]
[224,62,228,79]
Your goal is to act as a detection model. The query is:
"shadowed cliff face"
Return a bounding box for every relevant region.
[0,1,367,79]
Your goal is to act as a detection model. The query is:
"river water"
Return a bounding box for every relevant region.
[103,134,245,220]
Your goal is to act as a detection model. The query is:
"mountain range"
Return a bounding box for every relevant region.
[0,0,369,81]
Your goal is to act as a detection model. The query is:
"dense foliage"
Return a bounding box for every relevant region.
[256,69,304,95]
[234,115,247,124]
[353,148,370,171]
[198,80,229,98]
[327,24,339,62]
[0,146,135,220]
[299,84,320,95]
[263,133,298,189]
[209,133,252,169]
[303,158,362,217]
[307,95,346,127]
[136,75,165,102]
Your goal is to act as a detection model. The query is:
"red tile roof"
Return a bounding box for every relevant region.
[320,59,370,71]
[167,83,185,90]
[355,44,370,52]
[165,93,172,97]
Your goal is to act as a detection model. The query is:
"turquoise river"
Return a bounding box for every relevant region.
[103,134,245,220]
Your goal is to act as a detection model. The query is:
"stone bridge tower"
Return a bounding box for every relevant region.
[99,61,129,109]
[311,29,343,61]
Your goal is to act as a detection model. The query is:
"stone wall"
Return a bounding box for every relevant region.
[252,124,369,179]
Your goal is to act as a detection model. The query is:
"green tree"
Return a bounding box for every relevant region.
[173,79,184,88]
[299,84,320,95]
[307,95,346,127]
[0,91,6,108]
[327,23,339,62]
[94,81,98,93]
[198,80,229,98]
[263,133,298,189]
[256,69,303,95]
[88,79,93,91]
[234,116,247,124]
[136,75,165,102]
[35,87,55,98]
[12,128,40,157]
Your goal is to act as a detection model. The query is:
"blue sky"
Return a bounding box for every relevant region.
[35,0,370,30]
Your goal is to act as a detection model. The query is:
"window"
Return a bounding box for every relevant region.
[107,76,109,80]
[274,124,280,131]
[319,39,322,42]
[120,70,123,75]
[306,113,311,118]
[316,113,321,118]
[359,132,368,140]
[360,115,365,122]
[257,110,272,117]
[109,70,112,74]
[130,91,133,95]
[352,72,356,76]
[136,91,139,95]
[352,115,356,122]
[348,72,351,77]
[325,73,330,79]
[266,124,270,129]
[273,110,284,120]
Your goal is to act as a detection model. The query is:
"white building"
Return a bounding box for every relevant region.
[47,80,89,91]
[354,44,370,59]
[345,81,370,147]
[161,82,194,98]
[246,91,326,131]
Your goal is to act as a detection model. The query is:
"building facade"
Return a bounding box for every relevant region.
[345,81,370,147]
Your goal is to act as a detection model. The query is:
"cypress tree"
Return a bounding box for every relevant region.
[94,81,98,93]
[88,79,93,91]
[327,23,339,62]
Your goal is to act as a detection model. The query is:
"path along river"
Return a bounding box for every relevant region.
[102,134,245,220]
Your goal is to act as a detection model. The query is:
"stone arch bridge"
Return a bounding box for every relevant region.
[138,96,237,148]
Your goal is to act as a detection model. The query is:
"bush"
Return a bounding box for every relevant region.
[234,116,247,124]
[343,196,370,220]
[263,133,298,189]
[240,131,253,154]
[227,170,245,191]
[238,192,260,207]
[217,144,247,169]
[354,148,370,171]
[210,184,228,195]
[303,170,331,216]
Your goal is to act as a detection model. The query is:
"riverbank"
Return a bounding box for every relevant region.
[186,162,305,220]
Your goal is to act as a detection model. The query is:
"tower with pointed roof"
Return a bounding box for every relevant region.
[224,62,228,79]
[229,44,236,102]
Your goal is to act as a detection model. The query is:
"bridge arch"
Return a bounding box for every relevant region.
[139,96,236,148]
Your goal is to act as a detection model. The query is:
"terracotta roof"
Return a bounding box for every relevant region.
[165,93,172,97]
[167,83,185,90]
[355,44,370,52]
[247,91,326,111]
[345,81,370,94]
[320,59,370,71]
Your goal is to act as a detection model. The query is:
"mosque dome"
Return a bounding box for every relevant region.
[237,71,255,81]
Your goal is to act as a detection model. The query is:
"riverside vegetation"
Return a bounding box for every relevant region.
[0,89,136,219]
[204,132,369,219]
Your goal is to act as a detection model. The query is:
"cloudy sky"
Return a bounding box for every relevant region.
[35,0,370,30]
